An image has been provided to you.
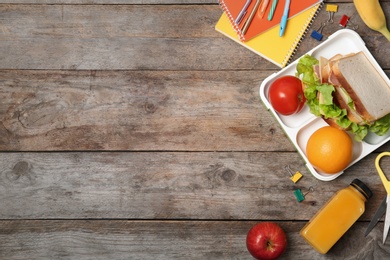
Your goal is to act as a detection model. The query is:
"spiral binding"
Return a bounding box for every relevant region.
[282,2,324,67]
[219,0,246,41]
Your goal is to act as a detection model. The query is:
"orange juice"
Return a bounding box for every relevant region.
[300,179,372,254]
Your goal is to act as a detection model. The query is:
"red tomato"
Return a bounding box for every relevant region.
[268,75,305,115]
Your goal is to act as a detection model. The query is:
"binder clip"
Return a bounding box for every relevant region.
[285,165,303,183]
[326,4,338,23]
[339,14,358,30]
[311,23,326,41]
[294,187,314,202]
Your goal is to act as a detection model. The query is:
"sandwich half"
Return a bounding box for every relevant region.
[296,52,390,141]
[330,52,390,123]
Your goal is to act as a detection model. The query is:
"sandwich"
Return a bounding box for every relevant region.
[296,51,390,141]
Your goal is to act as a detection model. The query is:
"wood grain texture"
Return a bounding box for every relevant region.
[1,4,390,71]
[1,69,389,151]
[0,70,297,151]
[1,220,390,259]
[0,70,388,151]
[0,152,389,220]
[0,4,258,70]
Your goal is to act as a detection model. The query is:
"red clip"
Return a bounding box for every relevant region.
[339,14,358,30]
[339,14,349,27]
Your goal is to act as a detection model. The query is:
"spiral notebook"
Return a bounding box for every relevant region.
[219,0,323,41]
[215,2,322,67]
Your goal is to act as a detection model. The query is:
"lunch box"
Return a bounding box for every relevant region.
[259,29,390,181]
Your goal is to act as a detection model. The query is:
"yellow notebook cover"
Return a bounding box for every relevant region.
[215,3,322,67]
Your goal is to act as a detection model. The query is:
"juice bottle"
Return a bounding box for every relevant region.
[300,179,372,254]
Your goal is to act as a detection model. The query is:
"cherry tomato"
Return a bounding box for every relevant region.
[268,75,305,115]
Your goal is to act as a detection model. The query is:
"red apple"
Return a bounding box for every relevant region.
[246,222,287,260]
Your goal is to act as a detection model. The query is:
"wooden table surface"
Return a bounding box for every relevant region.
[1,0,390,259]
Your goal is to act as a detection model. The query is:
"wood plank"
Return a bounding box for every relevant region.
[0,69,296,151]
[1,69,389,151]
[0,220,389,259]
[1,151,389,220]
[0,4,264,70]
[1,4,390,70]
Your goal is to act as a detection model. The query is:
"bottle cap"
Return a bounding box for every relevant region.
[351,179,373,200]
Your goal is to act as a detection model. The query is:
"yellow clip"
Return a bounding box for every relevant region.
[325,4,338,23]
[291,172,303,183]
[326,4,338,12]
[285,165,303,183]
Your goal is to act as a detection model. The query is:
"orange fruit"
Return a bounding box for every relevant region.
[306,126,353,174]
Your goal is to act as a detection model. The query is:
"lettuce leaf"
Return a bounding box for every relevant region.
[296,54,319,86]
[369,114,390,136]
[317,84,335,105]
[350,123,368,142]
[296,55,321,116]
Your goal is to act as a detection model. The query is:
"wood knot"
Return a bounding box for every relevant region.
[4,161,36,186]
[221,169,237,182]
[11,161,30,180]
[144,102,157,113]
[269,128,276,135]
[204,163,238,186]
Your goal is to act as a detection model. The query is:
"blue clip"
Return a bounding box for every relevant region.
[311,23,326,41]
[311,30,323,41]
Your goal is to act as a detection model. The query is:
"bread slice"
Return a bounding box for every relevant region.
[318,56,329,83]
[322,54,353,84]
[331,51,390,123]
[325,53,365,124]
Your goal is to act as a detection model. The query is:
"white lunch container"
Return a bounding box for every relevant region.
[259,29,390,181]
